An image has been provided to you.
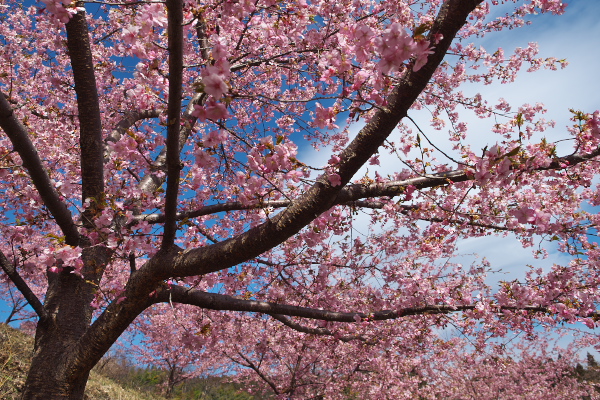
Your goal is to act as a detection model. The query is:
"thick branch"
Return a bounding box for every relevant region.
[0,248,48,321]
[66,5,104,214]
[0,92,80,246]
[162,0,184,248]
[152,285,548,323]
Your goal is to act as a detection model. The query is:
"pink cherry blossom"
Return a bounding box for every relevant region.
[1,1,599,398]
[202,73,228,99]
[412,39,434,72]
[328,173,342,186]
[41,0,74,24]
[587,110,600,137]
[313,102,338,129]
[511,207,537,224]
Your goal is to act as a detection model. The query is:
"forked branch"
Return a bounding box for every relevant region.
[77,0,487,374]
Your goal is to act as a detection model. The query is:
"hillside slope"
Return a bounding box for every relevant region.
[0,323,166,400]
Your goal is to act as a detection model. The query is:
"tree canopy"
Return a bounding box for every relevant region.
[0,0,599,398]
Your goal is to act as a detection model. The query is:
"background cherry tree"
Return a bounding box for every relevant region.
[0,0,599,398]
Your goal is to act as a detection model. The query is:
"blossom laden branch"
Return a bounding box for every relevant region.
[153,285,549,324]
[136,92,206,194]
[104,109,161,162]
[0,92,80,246]
[134,139,600,225]
[116,0,486,284]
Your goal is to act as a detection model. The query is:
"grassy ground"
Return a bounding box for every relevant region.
[0,323,166,400]
[0,323,257,400]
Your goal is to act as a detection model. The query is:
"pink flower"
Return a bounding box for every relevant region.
[413,40,434,72]
[314,103,337,129]
[122,26,139,46]
[140,3,167,29]
[193,101,229,121]
[404,185,416,201]
[587,110,600,137]
[353,24,373,46]
[374,23,417,74]
[533,210,552,231]
[474,159,493,184]
[202,74,228,99]
[511,207,537,224]
[203,130,229,147]
[328,173,342,187]
[286,170,303,182]
[41,0,73,23]
[583,318,596,329]
[195,149,217,168]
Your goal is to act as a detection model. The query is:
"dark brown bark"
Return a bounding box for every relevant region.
[153,284,548,323]
[66,4,104,210]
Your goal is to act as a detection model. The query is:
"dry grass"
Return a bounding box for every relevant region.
[0,323,166,400]
[85,371,166,400]
[0,323,33,399]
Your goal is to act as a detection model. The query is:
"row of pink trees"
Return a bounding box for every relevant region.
[129,301,596,398]
[0,0,600,398]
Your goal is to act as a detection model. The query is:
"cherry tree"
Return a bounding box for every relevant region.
[0,0,599,398]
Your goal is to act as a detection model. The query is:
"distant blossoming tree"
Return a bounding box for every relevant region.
[0,0,599,398]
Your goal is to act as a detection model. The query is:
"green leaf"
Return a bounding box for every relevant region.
[503,146,521,158]
[413,23,431,38]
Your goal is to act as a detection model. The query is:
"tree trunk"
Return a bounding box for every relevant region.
[21,247,108,400]
[22,337,90,399]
